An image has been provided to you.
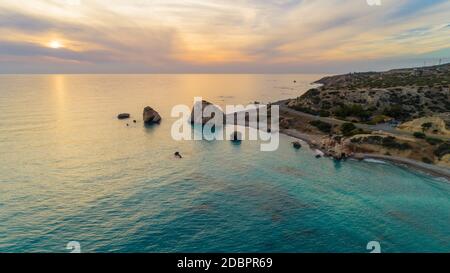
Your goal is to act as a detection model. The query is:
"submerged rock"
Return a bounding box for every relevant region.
[230,131,242,142]
[143,106,162,124]
[292,141,302,149]
[117,113,130,119]
[190,100,225,125]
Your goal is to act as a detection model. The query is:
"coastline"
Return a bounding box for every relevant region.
[280,129,450,181]
[352,153,450,181]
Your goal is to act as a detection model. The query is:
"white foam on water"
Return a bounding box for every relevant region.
[363,158,388,164]
[314,149,324,156]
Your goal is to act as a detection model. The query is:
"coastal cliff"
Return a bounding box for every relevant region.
[288,63,450,122]
[282,63,450,168]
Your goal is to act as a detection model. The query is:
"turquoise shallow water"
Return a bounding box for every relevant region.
[0,74,449,253]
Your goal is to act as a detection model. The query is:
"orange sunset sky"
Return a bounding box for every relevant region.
[0,0,449,73]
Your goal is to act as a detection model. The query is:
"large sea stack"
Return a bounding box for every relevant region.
[190,100,225,125]
[143,106,162,124]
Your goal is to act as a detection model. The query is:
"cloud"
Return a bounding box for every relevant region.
[0,11,57,32]
[0,0,449,73]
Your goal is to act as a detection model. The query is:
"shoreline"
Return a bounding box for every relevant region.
[352,153,450,181]
[280,129,450,181]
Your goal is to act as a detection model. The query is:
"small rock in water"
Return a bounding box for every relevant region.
[315,154,322,158]
[230,131,242,142]
[174,152,183,159]
[292,141,302,149]
[117,113,130,119]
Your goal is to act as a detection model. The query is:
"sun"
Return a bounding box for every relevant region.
[49,40,62,49]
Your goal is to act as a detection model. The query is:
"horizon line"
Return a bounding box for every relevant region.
[1,61,448,76]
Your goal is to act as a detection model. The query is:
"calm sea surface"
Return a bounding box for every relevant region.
[0,74,449,253]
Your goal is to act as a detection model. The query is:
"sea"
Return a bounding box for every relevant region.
[0,74,449,253]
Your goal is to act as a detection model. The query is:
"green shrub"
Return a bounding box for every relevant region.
[303,88,320,98]
[434,142,450,159]
[381,136,412,150]
[422,157,434,164]
[290,105,318,115]
[309,120,332,133]
[319,110,330,117]
[421,122,433,131]
[413,132,426,139]
[334,104,371,120]
[383,105,406,120]
[369,115,388,125]
[426,137,444,146]
[351,135,411,150]
[341,123,357,136]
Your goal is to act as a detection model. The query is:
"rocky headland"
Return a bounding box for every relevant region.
[281,63,450,169]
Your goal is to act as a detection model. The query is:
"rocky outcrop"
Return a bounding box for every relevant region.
[292,141,302,149]
[280,117,293,129]
[230,131,242,142]
[117,113,130,119]
[321,135,353,160]
[190,100,225,125]
[143,106,162,124]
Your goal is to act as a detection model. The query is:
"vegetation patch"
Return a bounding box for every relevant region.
[340,123,370,137]
[309,120,332,133]
[413,132,426,139]
[383,105,408,120]
[351,135,411,150]
[289,105,318,115]
[434,142,450,159]
[341,123,357,136]
[422,157,434,164]
[421,122,433,131]
[319,110,330,117]
[368,115,389,125]
[426,137,444,146]
[334,104,371,121]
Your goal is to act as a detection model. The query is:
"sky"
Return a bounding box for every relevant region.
[0,0,449,73]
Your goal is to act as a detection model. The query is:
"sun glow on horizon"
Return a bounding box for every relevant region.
[49,40,62,49]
